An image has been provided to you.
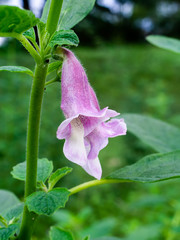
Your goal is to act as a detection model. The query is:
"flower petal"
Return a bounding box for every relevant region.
[56,115,79,139]
[83,157,102,180]
[102,118,127,137]
[63,118,87,166]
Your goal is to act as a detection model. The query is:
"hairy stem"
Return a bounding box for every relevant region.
[69,179,128,196]
[18,1,64,239]
[18,63,48,240]
[46,0,63,36]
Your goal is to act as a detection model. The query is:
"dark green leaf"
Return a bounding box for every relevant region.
[3,203,23,222]
[11,158,53,183]
[49,30,79,48]
[23,28,36,45]
[47,61,62,75]
[0,224,19,240]
[146,35,180,54]
[106,150,180,183]
[0,66,33,77]
[26,188,70,216]
[0,6,38,35]
[123,114,180,153]
[48,167,72,190]
[59,0,96,30]
[49,226,73,240]
[0,190,20,216]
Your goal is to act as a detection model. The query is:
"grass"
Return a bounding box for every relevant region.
[0,42,180,239]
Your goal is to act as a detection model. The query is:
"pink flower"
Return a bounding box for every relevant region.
[57,48,127,180]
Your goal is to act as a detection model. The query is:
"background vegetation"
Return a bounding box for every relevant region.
[0,0,180,239]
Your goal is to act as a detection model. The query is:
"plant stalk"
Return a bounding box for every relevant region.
[18,63,48,240]
[46,0,63,36]
[69,179,129,196]
[18,1,64,239]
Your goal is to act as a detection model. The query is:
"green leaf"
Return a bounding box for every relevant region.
[59,0,96,30]
[23,28,36,46]
[0,66,33,77]
[146,35,180,54]
[11,158,53,183]
[49,30,79,48]
[48,167,72,190]
[49,226,74,240]
[26,188,70,216]
[0,190,20,216]
[123,114,180,153]
[47,61,62,75]
[3,203,23,222]
[106,150,180,183]
[0,224,19,240]
[0,6,38,35]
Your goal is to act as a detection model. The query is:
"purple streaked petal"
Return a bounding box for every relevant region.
[56,115,79,139]
[102,118,127,138]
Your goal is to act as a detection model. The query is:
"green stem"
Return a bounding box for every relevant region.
[18,63,48,240]
[45,76,60,86]
[18,1,64,239]
[69,179,128,196]
[46,0,63,36]
[0,33,41,63]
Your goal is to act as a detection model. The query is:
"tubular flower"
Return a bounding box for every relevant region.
[57,48,127,180]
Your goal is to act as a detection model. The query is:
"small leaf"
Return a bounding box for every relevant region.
[47,61,62,75]
[23,28,36,46]
[11,158,53,183]
[48,167,72,190]
[49,30,79,48]
[146,35,180,54]
[0,224,19,240]
[123,114,180,153]
[59,0,96,30]
[49,226,74,240]
[26,188,70,216]
[3,203,24,222]
[0,190,20,216]
[0,215,7,227]
[0,66,33,77]
[106,150,180,183]
[0,6,38,35]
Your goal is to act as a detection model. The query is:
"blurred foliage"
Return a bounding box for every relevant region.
[0,42,180,239]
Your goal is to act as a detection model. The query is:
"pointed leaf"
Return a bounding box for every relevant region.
[49,30,79,48]
[48,167,72,190]
[0,224,19,240]
[146,35,180,54]
[123,114,180,153]
[49,226,74,240]
[0,6,38,35]
[59,0,96,30]
[26,188,70,216]
[0,66,33,77]
[23,28,36,46]
[106,150,180,183]
[0,190,20,216]
[11,158,53,183]
[47,61,62,75]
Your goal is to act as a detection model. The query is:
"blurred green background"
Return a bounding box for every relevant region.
[0,0,180,239]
